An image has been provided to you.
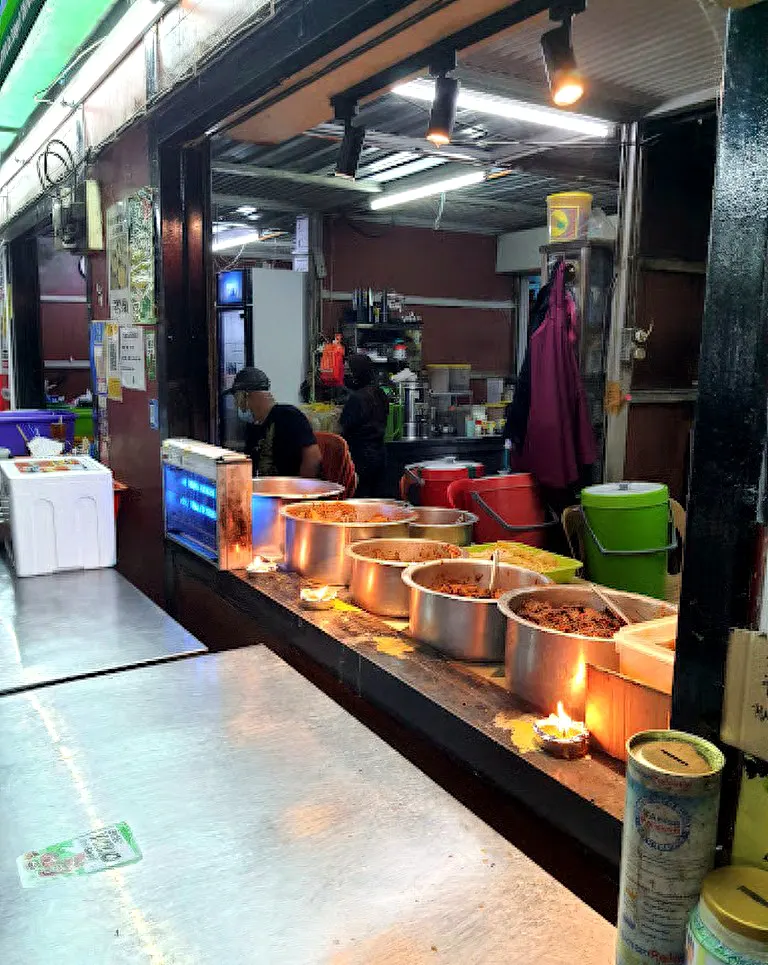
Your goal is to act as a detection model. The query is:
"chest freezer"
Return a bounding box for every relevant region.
[0,456,116,577]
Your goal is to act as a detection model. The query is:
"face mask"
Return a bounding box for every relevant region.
[237,407,255,424]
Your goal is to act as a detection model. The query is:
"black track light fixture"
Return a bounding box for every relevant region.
[333,97,365,179]
[541,3,586,108]
[426,50,459,147]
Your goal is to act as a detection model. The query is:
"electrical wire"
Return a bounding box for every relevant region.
[33,38,106,104]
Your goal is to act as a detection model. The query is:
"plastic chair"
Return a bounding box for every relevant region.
[315,431,357,498]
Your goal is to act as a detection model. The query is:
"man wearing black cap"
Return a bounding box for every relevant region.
[226,367,322,478]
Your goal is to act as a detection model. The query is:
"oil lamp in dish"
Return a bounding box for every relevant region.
[534,702,590,759]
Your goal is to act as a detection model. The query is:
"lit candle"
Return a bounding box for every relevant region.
[534,702,590,759]
[300,585,338,609]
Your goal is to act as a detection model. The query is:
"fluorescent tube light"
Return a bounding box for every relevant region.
[356,151,419,178]
[370,170,485,211]
[367,156,447,183]
[0,0,167,194]
[393,78,613,138]
[212,231,263,252]
[235,206,257,215]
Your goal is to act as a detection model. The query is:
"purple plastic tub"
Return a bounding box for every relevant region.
[0,410,76,456]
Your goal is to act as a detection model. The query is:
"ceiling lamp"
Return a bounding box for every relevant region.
[426,51,459,146]
[333,97,365,179]
[370,170,485,211]
[335,119,365,178]
[541,9,584,107]
[393,78,611,138]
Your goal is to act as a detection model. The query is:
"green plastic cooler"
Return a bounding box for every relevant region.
[581,482,674,600]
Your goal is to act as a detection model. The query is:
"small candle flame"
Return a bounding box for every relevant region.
[544,701,576,739]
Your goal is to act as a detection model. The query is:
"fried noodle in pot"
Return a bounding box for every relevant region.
[430,578,504,600]
[517,600,622,638]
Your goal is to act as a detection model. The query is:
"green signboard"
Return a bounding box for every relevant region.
[0,0,46,92]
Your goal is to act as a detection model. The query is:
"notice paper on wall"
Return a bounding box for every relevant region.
[106,202,130,323]
[120,325,146,391]
[105,322,122,402]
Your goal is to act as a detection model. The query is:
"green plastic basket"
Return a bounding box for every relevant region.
[467,541,582,583]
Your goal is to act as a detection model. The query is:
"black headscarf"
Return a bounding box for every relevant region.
[347,352,374,390]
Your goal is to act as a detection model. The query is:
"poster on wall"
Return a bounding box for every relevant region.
[144,329,157,383]
[128,189,155,325]
[90,321,106,397]
[106,202,130,322]
[105,322,122,401]
[120,326,146,391]
[98,394,110,465]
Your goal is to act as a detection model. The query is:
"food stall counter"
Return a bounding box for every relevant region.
[166,542,626,872]
[0,553,205,696]
[0,646,614,964]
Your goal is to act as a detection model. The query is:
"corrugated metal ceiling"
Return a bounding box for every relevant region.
[213,0,724,236]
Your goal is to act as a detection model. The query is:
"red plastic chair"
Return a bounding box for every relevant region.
[315,432,357,498]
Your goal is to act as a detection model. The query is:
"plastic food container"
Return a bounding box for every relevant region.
[0,410,75,456]
[546,191,593,242]
[686,866,768,963]
[581,481,673,600]
[615,615,678,694]
[468,541,582,583]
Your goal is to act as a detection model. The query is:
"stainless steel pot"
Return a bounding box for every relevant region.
[499,585,678,719]
[283,500,417,584]
[348,539,465,618]
[403,559,551,662]
[252,477,345,554]
[406,506,478,546]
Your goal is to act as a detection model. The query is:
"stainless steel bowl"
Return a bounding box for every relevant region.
[283,500,417,584]
[348,539,465,618]
[252,477,345,554]
[406,506,478,546]
[499,585,678,718]
[403,558,551,662]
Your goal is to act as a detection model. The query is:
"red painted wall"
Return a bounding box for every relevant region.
[37,237,90,399]
[323,220,512,373]
[89,124,164,604]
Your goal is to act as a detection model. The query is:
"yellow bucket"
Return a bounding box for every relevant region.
[546,191,593,242]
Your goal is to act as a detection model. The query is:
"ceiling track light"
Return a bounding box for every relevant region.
[332,96,365,179]
[426,51,459,147]
[541,4,586,108]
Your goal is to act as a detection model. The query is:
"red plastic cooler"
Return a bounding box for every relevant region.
[400,457,484,507]
[448,473,554,547]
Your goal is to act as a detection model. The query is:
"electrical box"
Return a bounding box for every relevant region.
[53,179,104,252]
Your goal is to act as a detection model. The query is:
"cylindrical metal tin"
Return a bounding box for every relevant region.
[251,477,344,555]
[686,866,768,964]
[406,506,478,546]
[617,730,725,965]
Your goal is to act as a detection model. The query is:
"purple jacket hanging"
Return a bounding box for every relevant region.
[519,261,596,489]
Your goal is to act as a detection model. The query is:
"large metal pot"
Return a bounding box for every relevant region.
[252,477,344,554]
[407,506,478,546]
[403,558,551,662]
[283,500,417,584]
[499,585,677,719]
[348,538,465,618]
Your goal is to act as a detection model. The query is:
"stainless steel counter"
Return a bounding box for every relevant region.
[0,647,614,964]
[0,555,205,695]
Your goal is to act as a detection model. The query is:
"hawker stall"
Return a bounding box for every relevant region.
[164,439,682,884]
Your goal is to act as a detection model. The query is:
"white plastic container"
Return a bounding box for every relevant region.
[615,615,678,694]
[0,456,115,577]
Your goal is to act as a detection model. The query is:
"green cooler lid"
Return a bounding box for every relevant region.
[581,481,668,509]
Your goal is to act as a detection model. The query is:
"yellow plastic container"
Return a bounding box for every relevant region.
[547,191,593,242]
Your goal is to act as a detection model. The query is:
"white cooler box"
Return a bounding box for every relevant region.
[0,456,116,577]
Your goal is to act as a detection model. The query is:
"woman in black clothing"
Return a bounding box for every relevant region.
[340,353,389,498]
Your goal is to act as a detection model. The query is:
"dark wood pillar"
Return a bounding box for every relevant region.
[9,235,44,408]
[673,4,768,845]
[157,141,214,442]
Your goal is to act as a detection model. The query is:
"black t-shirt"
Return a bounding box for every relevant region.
[245,404,317,477]
[340,385,389,472]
